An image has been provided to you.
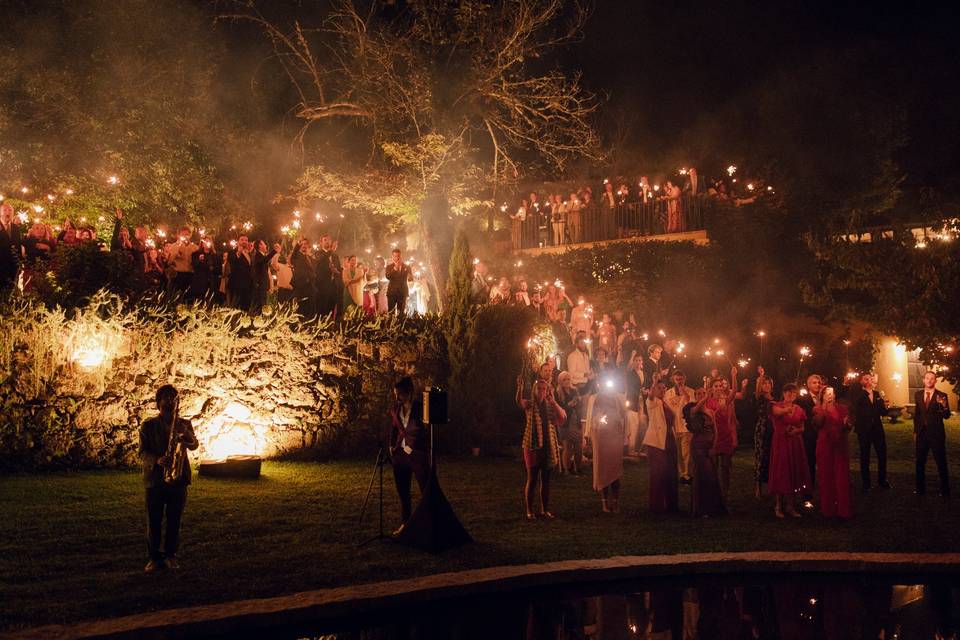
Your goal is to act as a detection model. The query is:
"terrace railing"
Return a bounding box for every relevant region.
[510,194,712,250]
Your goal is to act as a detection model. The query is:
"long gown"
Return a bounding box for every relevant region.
[589,392,625,492]
[644,398,679,513]
[768,402,812,496]
[754,395,774,486]
[816,404,852,518]
[685,402,727,517]
[706,396,738,456]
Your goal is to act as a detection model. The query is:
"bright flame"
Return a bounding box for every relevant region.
[800,346,811,357]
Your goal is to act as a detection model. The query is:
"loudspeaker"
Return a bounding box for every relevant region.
[422,387,448,425]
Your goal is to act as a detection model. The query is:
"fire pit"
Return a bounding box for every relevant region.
[198,455,262,479]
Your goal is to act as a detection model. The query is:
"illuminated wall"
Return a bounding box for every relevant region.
[874,336,957,409]
[0,295,446,469]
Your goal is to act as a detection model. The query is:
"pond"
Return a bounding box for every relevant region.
[246,574,959,639]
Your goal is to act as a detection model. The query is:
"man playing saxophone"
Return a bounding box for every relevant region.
[139,384,199,573]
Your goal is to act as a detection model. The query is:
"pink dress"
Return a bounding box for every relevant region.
[768,403,812,496]
[706,397,738,455]
[815,404,852,518]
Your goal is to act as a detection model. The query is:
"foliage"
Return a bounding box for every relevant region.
[226,0,602,306]
[444,230,475,418]
[0,0,266,229]
[504,240,721,332]
[25,243,145,309]
[462,305,537,448]
[803,228,960,383]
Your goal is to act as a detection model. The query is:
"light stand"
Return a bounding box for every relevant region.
[357,446,391,547]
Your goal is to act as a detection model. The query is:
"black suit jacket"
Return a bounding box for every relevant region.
[914,389,950,438]
[852,388,888,434]
[0,222,22,274]
[227,250,253,291]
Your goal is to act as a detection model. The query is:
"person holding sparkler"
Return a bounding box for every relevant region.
[517,376,565,521]
[852,371,890,493]
[644,381,679,513]
[768,383,811,518]
[705,367,740,501]
[589,377,627,513]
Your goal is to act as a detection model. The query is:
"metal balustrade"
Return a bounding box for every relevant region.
[510,194,711,250]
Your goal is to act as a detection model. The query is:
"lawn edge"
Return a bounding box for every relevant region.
[7,551,960,639]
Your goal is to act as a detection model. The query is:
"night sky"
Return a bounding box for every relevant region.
[568,0,959,197]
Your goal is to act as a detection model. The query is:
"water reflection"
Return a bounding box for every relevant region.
[289,580,959,640]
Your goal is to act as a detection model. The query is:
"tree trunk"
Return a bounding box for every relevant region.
[419,194,454,313]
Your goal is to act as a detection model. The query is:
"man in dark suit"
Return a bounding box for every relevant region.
[384,248,411,315]
[913,370,951,496]
[852,372,890,492]
[0,203,22,291]
[387,376,431,535]
[227,235,254,311]
[314,234,341,317]
[797,374,824,505]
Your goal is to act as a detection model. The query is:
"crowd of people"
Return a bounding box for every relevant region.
[515,306,952,523]
[0,204,434,317]
[507,166,769,248]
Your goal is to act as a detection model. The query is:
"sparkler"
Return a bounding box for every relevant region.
[726,165,737,176]
[796,346,811,382]
[757,329,766,356]
[107,176,119,185]
[20,187,29,194]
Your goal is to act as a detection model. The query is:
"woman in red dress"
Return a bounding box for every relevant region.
[813,387,852,518]
[768,383,812,518]
[704,368,739,500]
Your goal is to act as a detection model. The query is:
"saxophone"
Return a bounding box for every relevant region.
[163,397,187,484]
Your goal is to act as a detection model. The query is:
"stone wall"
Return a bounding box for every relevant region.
[0,294,446,469]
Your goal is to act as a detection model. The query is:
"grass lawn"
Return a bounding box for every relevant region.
[2,418,960,631]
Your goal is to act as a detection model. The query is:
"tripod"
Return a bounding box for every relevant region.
[357,446,391,546]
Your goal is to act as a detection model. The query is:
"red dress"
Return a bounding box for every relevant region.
[768,403,811,496]
[815,404,852,518]
[706,397,738,455]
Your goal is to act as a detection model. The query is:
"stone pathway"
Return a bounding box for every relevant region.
[9,551,960,639]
